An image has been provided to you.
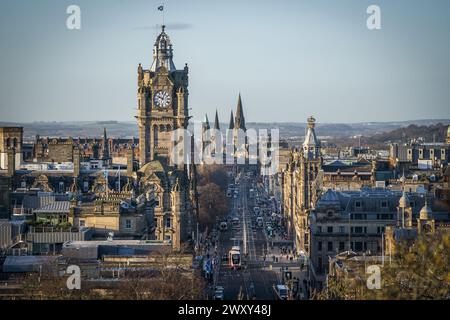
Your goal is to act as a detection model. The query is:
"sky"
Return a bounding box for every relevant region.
[0,0,449,124]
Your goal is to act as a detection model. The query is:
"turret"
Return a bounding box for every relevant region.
[302,116,321,160]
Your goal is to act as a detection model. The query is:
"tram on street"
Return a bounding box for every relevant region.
[229,246,241,269]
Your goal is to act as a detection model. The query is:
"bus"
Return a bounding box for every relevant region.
[229,246,241,269]
[275,285,289,300]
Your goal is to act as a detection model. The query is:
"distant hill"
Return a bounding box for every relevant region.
[1,119,449,144]
[362,123,449,145]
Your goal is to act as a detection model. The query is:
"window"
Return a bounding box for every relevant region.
[355,201,362,208]
[165,217,171,228]
[377,226,385,234]
[83,181,89,192]
[327,210,333,218]
[339,226,345,233]
[354,242,363,251]
[59,182,64,193]
[318,241,322,252]
[79,220,85,227]
[339,242,345,251]
[115,181,121,191]
[21,181,26,188]
[327,242,333,252]
[317,226,322,234]
[327,226,333,233]
[165,235,171,240]
[125,219,132,229]
[381,201,388,208]
[352,226,364,234]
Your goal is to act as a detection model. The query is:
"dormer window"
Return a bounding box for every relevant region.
[381,201,388,208]
[327,210,334,218]
[355,201,362,208]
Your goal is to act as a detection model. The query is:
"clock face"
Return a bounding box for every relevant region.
[154,90,171,108]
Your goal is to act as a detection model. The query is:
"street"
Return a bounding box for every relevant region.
[210,171,307,300]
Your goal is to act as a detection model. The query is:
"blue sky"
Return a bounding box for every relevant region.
[0,0,449,123]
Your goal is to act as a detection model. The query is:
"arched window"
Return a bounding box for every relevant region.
[6,138,11,148]
[13,138,18,148]
[166,124,172,132]
[159,124,166,132]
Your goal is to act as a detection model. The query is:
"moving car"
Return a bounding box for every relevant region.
[214,286,224,300]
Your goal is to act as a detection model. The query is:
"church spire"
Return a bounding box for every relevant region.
[102,127,110,160]
[229,110,234,130]
[214,110,220,130]
[234,93,246,131]
[203,114,210,130]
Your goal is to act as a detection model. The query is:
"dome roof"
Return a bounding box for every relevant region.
[419,202,432,220]
[398,192,410,208]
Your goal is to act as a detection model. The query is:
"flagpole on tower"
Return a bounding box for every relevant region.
[158,4,165,27]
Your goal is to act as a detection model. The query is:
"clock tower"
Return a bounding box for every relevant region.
[136,25,189,167]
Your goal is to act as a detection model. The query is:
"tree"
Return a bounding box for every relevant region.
[316,231,450,300]
[198,183,229,231]
[198,164,229,191]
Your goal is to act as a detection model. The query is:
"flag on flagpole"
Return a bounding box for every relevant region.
[158,5,164,11]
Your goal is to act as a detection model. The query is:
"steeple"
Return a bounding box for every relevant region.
[214,110,220,130]
[102,127,110,160]
[229,110,234,130]
[203,114,210,130]
[150,24,176,72]
[234,93,246,131]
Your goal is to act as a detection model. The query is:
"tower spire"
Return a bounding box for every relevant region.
[234,93,246,131]
[102,127,110,161]
[214,110,220,130]
[203,114,210,130]
[229,110,234,130]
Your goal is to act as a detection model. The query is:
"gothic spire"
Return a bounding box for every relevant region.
[214,110,220,130]
[102,127,110,160]
[234,93,246,131]
[203,114,210,130]
[229,110,234,130]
